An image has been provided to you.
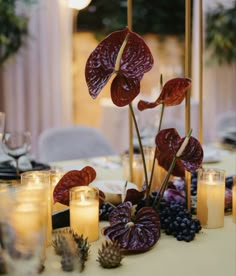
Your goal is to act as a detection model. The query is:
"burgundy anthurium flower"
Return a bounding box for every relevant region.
[102,201,161,252]
[53,166,96,206]
[155,128,203,177]
[138,77,191,111]
[85,28,154,107]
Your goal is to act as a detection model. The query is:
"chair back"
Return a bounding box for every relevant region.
[38,125,116,163]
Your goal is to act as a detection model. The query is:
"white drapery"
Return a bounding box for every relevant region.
[192,0,236,143]
[0,0,73,158]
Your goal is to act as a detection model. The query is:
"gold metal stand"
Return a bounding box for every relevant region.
[185,0,192,211]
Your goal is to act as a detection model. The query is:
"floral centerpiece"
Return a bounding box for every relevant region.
[84,27,203,247]
[54,25,203,244]
[52,27,204,270]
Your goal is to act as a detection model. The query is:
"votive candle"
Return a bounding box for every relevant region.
[70,186,99,241]
[197,169,225,228]
[122,154,144,190]
[50,170,66,213]
[12,201,45,240]
[232,176,236,223]
[143,146,169,192]
[21,171,51,246]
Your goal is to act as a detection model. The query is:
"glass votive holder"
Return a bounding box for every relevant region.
[122,153,144,190]
[232,176,236,223]
[0,186,46,275]
[143,146,155,172]
[143,146,167,192]
[197,168,226,229]
[50,170,66,213]
[21,171,51,246]
[70,186,99,242]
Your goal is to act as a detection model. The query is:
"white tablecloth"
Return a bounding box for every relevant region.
[44,217,236,276]
[46,153,236,276]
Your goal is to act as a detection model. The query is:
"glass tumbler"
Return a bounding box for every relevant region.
[122,153,144,191]
[0,185,46,275]
[232,176,236,223]
[197,168,225,228]
[21,171,51,246]
[70,186,99,242]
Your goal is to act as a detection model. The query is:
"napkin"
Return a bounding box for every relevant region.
[0,157,51,180]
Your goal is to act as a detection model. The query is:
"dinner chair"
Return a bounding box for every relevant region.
[216,111,236,143]
[38,125,117,163]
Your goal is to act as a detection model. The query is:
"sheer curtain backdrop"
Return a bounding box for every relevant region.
[191,0,236,144]
[0,0,73,158]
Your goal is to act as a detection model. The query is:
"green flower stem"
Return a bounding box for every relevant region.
[147,74,164,201]
[147,102,165,199]
[152,155,177,208]
[129,103,149,191]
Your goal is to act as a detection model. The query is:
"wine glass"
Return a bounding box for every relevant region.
[2,131,31,177]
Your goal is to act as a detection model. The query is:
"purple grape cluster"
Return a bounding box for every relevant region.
[159,200,202,242]
[191,172,198,196]
[99,203,115,221]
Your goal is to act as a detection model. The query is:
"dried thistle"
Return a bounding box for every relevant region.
[72,232,90,272]
[52,229,77,272]
[0,248,6,275]
[52,228,90,272]
[97,240,123,268]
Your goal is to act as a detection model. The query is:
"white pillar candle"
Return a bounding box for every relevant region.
[70,186,99,241]
[122,154,144,191]
[132,158,144,190]
[140,146,170,192]
[21,171,51,246]
[151,164,167,192]
[0,187,45,275]
[12,201,45,239]
[197,169,225,228]
[232,176,236,223]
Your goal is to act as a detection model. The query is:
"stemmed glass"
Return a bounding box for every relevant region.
[1,131,31,177]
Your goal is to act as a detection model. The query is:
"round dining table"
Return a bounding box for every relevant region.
[45,152,236,276]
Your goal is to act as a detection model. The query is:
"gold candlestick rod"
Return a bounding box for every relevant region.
[127,0,134,182]
[127,0,132,31]
[185,0,192,211]
[185,0,191,129]
[199,0,203,144]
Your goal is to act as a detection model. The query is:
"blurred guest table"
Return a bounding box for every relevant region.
[43,151,236,276]
[50,149,236,180]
